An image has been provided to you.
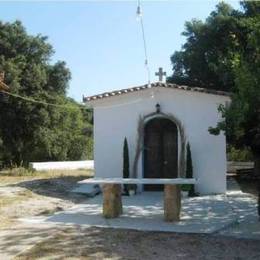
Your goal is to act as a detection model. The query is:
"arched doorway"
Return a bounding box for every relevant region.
[143,117,178,191]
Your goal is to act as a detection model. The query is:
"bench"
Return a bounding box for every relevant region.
[79,178,197,222]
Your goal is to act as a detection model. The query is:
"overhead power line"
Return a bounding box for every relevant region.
[0,89,89,111]
[136,0,151,85]
[0,72,89,111]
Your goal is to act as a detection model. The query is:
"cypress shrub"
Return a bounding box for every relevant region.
[186,142,195,197]
[123,137,130,195]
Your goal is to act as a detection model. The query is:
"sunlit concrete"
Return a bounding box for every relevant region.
[23,192,239,234]
[20,178,259,237]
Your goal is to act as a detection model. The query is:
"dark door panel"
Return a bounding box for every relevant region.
[144,118,178,191]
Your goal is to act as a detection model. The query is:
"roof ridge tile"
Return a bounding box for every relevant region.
[83,82,230,102]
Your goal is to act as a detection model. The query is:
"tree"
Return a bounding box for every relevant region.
[186,143,195,197]
[123,137,130,195]
[167,2,242,91]
[0,21,92,166]
[168,1,260,215]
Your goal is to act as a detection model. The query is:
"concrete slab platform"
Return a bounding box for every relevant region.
[22,192,238,234]
[71,184,101,197]
[218,191,260,239]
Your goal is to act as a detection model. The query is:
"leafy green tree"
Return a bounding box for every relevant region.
[168,1,260,214]
[167,2,241,91]
[208,1,260,176]
[0,21,92,166]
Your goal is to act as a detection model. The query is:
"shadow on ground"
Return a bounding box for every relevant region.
[4,226,259,260]
[13,176,89,203]
[37,192,250,234]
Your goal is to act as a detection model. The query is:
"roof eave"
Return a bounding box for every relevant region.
[83,82,231,103]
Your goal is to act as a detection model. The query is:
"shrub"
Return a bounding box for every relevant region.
[5,166,35,176]
[123,137,130,195]
[227,145,253,162]
[186,142,195,197]
[181,184,191,191]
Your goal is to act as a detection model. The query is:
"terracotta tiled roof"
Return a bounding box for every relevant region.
[83,82,230,103]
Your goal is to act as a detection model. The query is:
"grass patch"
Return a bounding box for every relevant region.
[0,169,93,229]
[0,190,36,229]
[0,190,34,208]
[0,196,20,208]
[15,228,108,260]
[0,169,93,185]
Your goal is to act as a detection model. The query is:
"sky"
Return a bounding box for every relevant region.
[0,0,240,102]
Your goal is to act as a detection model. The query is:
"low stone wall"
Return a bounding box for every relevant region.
[30,160,94,171]
[227,161,254,174]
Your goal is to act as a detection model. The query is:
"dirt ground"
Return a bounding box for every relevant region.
[0,170,259,259]
[236,178,258,197]
[0,170,93,229]
[16,227,260,260]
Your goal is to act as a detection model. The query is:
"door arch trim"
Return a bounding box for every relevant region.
[132,112,186,179]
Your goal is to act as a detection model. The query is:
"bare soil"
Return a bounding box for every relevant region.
[0,171,259,259]
[236,178,258,197]
[0,170,92,229]
[16,226,260,260]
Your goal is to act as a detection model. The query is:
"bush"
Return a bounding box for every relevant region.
[186,143,195,197]
[181,184,192,191]
[227,145,253,162]
[4,166,35,176]
[86,137,94,160]
[123,137,130,195]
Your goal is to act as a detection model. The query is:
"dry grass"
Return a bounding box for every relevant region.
[0,169,93,185]
[0,190,36,229]
[0,191,33,208]
[15,227,260,260]
[0,169,93,229]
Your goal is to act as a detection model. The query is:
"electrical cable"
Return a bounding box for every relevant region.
[137,0,151,85]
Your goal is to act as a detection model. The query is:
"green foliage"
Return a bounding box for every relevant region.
[123,138,129,178]
[6,166,35,176]
[208,3,260,160]
[1,161,36,176]
[227,145,253,162]
[186,143,195,197]
[167,0,260,211]
[167,2,239,91]
[86,137,94,160]
[0,21,93,166]
[168,1,260,157]
[186,143,193,178]
[167,0,260,159]
[181,184,191,192]
[123,137,129,195]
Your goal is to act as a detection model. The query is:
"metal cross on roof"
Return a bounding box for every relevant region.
[155,67,166,82]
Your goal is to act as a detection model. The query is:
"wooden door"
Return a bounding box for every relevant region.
[144,118,178,191]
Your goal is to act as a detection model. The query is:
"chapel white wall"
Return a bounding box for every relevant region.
[92,88,229,195]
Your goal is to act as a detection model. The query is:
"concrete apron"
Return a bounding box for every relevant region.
[21,192,241,234]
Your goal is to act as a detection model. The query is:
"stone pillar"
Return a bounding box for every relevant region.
[164,184,181,222]
[102,184,123,218]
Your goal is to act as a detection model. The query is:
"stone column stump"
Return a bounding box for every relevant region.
[164,184,181,222]
[102,184,123,218]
